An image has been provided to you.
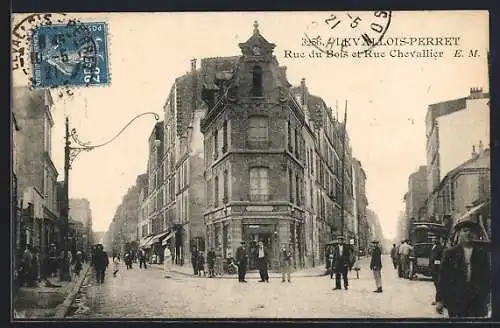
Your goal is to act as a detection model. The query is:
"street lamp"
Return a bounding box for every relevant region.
[59,112,160,281]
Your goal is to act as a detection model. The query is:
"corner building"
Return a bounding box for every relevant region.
[201,24,320,270]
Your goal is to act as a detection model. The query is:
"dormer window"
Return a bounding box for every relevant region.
[252,66,263,96]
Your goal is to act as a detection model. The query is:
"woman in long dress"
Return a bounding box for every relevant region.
[163,247,172,276]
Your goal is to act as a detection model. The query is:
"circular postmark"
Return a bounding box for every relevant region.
[303,11,392,56]
[12,14,106,98]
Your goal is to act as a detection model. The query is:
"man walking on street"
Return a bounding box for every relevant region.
[280,244,293,283]
[436,221,490,318]
[207,248,216,278]
[139,249,148,269]
[398,240,411,279]
[390,244,398,270]
[332,236,351,290]
[256,241,270,283]
[370,240,383,293]
[236,241,248,283]
[94,245,109,284]
[429,236,445,305]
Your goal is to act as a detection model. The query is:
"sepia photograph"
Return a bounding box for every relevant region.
[10,11,491,320]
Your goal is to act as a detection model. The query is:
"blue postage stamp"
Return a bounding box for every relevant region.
[31,21,110,88]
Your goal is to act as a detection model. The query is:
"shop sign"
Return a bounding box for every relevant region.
[246,206,274,212]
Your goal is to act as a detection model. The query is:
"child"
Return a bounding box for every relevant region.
[112,255,121,277]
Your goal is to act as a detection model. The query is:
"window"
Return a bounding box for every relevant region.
[214,175,219,207]
[287,120,292,152]
[252,66,263,96]
[295,128,299,157]
[213,129,218,159]
[207,179,212,206]
[222,120,228,153]
[296,174,300,205]
[223,170,228,203]
[249,167,270,201]
[248,116,268,146]
[289,170,294,203]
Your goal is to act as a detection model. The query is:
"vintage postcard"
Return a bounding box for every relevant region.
[11,11,491,319]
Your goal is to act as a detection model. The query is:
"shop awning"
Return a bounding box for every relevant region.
[162,231,175,246]
[139,235,155,248]
[146,230,171,247]
[457,201,489,222]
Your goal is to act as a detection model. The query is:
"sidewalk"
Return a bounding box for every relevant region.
[13,263,90,319]
[152,256,370,280]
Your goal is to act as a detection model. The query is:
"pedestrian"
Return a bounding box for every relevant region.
[139,249,148,269]
[74,250,83,276]
[94,245,109,284]
[279,245,293,283]
[435,221,490,318]
[429,236,445,305]
[21,245,34,287]
[390,244,398,270]
[398,240,411,279]
[328,253,335,279]
[112,255,120,277]
[163,246,172,276]
[256,241,270,283]
[191,247,198,275]
[370,240,383,293]
[332,236,351,290]
[197,251,206,277]
[235,241,248,283]
[124,252,132,269]
[207,248,216,278]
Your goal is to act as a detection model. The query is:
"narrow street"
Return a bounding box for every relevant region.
[68,255,443,318]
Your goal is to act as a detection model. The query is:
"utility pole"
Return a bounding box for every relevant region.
[60,117,71,281]
[340,100,347,237]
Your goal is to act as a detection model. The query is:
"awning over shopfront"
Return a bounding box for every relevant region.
[457,201,489,222]
[139,235,155,249]
[162,231,175,246]
[145,230,171,248]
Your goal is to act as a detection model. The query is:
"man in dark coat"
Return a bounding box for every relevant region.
[332,236,351,290]
[191,247,198,275]
[390,244,398,270]
[370,240,383,293]
[429,236,445,305]
[235,241,248,283]
[94,245,109,284]
[207,248,216,278]
[255,241,270,282]
[436,221,491,317]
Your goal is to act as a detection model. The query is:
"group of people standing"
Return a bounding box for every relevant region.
[17,244,87,288]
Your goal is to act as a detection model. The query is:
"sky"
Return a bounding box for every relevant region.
[12,11,489,238]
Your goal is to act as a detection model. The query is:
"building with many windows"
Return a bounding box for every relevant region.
[13,87,59,260]
[200,23,360,269]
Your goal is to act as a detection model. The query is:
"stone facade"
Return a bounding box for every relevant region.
[200,23,360,269]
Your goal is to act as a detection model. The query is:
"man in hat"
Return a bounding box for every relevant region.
[370,240,383,293]
[332,236,351,290]
[235,241,248,283]
[436,221,490,317]
[256,241,270,282]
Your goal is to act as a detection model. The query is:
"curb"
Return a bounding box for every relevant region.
[53,264,91,318]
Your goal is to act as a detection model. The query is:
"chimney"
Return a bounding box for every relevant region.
[471,144,477,157]
[478,140,484,153]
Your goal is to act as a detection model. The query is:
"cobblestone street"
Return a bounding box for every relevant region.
[68,255,443,318]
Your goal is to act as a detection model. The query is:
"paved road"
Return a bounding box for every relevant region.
[68,255,443,318]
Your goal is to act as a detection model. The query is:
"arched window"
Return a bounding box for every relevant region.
[252,66,263,96]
